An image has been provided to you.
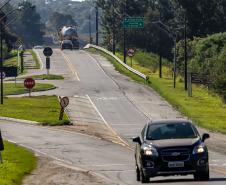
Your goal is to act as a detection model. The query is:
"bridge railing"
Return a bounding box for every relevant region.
[84,44,147,81]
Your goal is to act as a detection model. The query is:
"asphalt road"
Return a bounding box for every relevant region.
[1,121,226,185]
[2,48,226,184]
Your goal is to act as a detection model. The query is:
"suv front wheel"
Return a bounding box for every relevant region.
[140,168,150,183]
[193,168,209,181]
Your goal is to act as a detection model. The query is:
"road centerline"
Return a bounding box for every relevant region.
[61,51,80,81]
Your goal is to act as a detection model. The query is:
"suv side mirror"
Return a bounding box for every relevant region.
[202,133,210,142]
[132,137,141,145]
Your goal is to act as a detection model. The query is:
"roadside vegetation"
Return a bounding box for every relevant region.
[26,74,64,80]
[0,141,36,185]
[4,83,55,95]
[0,96,69,126]
[27,49,40,69]
[4,50,18,67]
[87,48,226,134]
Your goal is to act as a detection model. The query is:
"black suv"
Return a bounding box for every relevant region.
[133,120,210,183]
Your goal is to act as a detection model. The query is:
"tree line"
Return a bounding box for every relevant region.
[98,0,226,102]
[0,1,44,57]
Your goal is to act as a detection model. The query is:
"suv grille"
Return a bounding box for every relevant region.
[160,148,190,162]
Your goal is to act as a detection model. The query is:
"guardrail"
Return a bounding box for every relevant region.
[84,44,147,81]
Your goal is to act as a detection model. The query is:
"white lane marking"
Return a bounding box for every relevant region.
[61,51,80,81]
[80,163,131,167]
[86,94,130,148]
[210,164,218,166]
[86,95,110,125]
[211,159,220,162]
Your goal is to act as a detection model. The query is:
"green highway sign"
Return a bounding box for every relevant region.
[123,17,144,28]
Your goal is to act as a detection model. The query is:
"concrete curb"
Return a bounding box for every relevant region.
[0,116,39,125]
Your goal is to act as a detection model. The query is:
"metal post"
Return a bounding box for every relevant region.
[123,1,126,64]
[188,73,192,97]
[184,15,188,90]
[112,0,116,55]
[159,54,162,78]
[89,13,91,43]
[173,37,176,88]
[0,23,3,104]
[95,5,99,46]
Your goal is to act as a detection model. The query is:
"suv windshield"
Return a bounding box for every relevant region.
[146,122,197,140]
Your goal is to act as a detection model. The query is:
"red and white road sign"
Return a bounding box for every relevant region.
[24,78,35,89]
[127,48,135,57]
[60,96,69,108]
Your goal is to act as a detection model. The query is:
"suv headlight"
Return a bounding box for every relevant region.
[142,144,158,156]
[193,143,206,154]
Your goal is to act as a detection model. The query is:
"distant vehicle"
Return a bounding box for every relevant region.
[33,45,43,49]
[133,120,210,183]
[61,40,73,50]
[59,25,79,49]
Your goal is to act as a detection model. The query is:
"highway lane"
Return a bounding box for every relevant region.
[8,48,226,184]
[1,121,226,185]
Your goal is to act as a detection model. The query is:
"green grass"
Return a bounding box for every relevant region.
[27,49,40,69]
[0,96,70,126]
[87,48,226,134]
[4,83,55,95]
[28,74,64,80]
[4,56,17,67]
[0,141,36,185]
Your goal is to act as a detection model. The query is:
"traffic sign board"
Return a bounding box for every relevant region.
[123,17,144,28]
[127,49,135,57]
[0,71,6,79]
[43,47,53,57]
[60,97,69,108]
[24,78,35,89]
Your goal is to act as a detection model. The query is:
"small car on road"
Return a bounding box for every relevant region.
[61,40,73,50]
[133,120,210,183]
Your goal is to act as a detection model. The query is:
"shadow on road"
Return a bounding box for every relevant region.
[150,177,226,183]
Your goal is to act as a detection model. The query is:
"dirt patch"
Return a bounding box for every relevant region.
[54,123,127,147]
[23,156,116,185]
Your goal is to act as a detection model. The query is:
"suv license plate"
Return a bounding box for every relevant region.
[168,162,184,168]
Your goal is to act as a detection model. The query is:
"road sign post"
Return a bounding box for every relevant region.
[46,57,50,75]
[59,96,69,120]
[43,47,52,75]
[127,49,135,67]
[24,78,35,97]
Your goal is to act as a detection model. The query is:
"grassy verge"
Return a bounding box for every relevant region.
[0,141,36,185]
[0,96,70,126]
[4,83,55,95]
[27,74,64,80]
[87,48,226,134]
[4,56,17,67]
[27,49,40,69]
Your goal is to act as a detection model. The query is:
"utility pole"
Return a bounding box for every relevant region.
[89,13,92,44]
[0,23,3,104]
[159,54,162,78]
[123,1,126,64]
[112,0,116,55]
[184,15,188,90]
[95,4,99,46]
[173,37,177,89]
